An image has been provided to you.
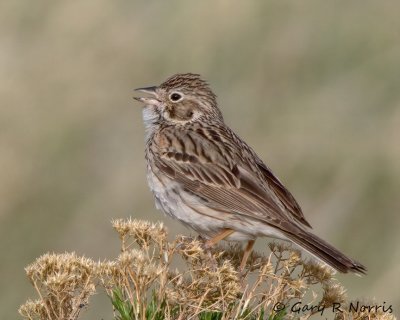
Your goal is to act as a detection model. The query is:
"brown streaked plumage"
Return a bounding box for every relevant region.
[134,73,366,274]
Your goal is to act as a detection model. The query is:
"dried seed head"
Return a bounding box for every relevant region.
[116,249,163,285]
[25,252,96,284]
[303,260,335,283]
[321,282,346,307]
[18,299,47,319]
[112,218,166,248]
[175,236,206,260]
[21,252,97,320]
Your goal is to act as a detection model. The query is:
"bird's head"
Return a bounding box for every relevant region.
[134,73,223,127]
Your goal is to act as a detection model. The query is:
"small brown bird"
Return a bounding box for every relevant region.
[134,73,366,274]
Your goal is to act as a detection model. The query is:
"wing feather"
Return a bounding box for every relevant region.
[255,161,311,227]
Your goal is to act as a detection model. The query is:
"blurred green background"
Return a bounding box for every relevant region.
[1,1,399,318]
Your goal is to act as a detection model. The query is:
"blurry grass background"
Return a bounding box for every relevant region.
[1,1,399,318]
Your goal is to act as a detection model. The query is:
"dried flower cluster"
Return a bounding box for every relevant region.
[19,219,396,320]
[19,252,96,320]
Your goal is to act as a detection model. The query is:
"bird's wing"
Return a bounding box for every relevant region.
[255,160,311,228]
[153,126,305,228]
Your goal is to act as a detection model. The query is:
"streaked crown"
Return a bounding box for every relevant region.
[160,73,217,107]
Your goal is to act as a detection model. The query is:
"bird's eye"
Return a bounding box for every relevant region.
[170,93,182,102]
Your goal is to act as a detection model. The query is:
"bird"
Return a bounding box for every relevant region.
[134,73,366,274]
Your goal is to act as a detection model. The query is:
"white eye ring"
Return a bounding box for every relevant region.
[169,92,183,102]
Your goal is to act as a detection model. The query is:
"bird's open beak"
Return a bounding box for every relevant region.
[133,86,160,105]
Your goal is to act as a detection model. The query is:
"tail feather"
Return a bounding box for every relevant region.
[285,229,367,274]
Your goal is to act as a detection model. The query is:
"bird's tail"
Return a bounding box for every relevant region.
[284,228,366,274]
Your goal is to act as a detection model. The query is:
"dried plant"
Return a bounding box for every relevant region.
[19,252,97,320]
[19,219,396,320]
